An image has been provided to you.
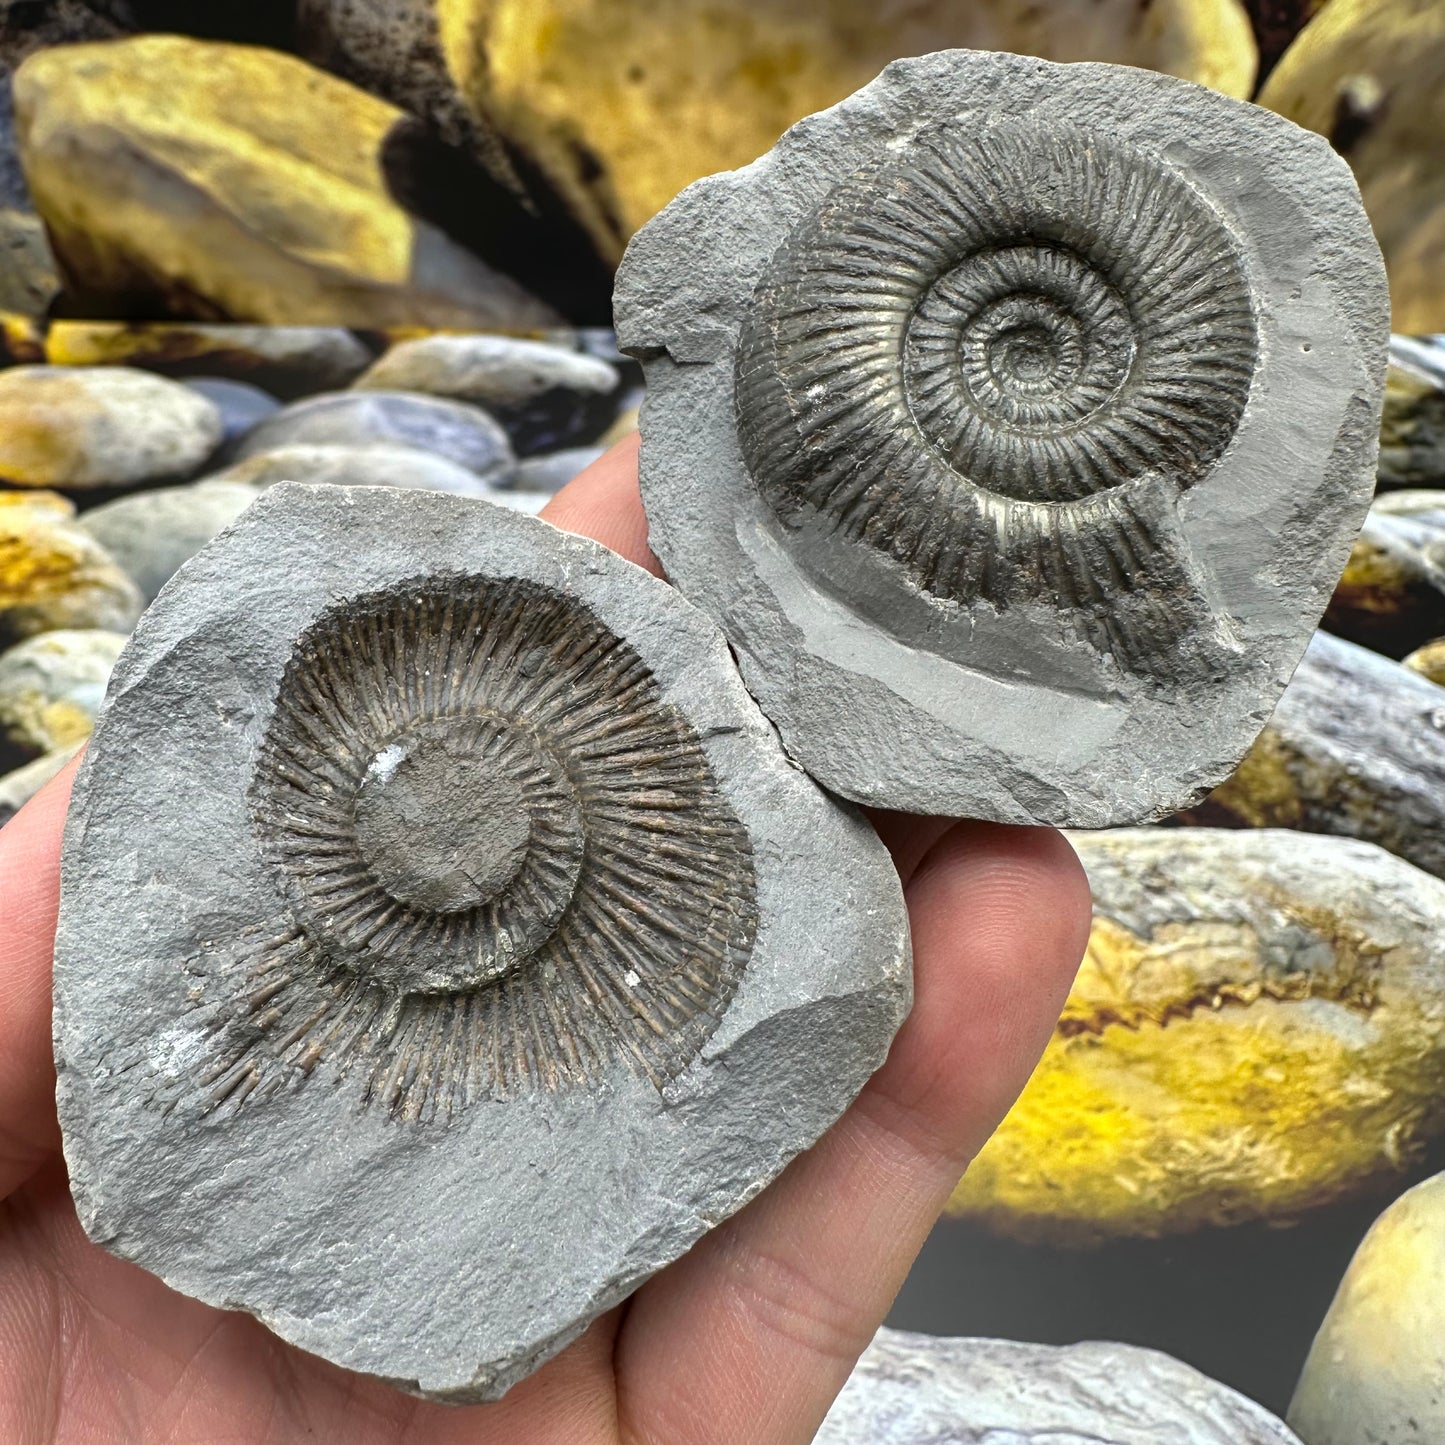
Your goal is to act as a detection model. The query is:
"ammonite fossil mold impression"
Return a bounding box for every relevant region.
[615,49,1391,824]
[53,483,909,1400]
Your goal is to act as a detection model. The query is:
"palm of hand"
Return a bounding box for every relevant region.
[0,440,1088,1445]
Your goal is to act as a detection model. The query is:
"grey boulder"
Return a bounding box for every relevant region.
[230,389,517,487]
[78,479,261,602]
[54,482,910,1402]
[615,49,1389,823]
[818,1329,1300,1444]
[354,335,620,455]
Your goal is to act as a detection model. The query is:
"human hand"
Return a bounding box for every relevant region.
[0,436,1090,1444]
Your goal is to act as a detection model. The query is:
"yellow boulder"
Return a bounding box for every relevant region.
[12,36,560,330]
[1260,0,1445,333]
[453,0,1257,254]
[950,828,1445,1242]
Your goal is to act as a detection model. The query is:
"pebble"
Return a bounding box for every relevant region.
[78,479,262,603]
[0,739,81,828]
[182,379,281,449]
[231,390,516,486]
[511,446,604,495]
[47,321,374,399]
[0,492,143,645]
[0,366,222,490]
[210,443,496,498]
[355,335,619,454]
[0,628,127,763]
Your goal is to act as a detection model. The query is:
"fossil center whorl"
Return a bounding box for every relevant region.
[231,574,760,1115]
[734,115,1259,624]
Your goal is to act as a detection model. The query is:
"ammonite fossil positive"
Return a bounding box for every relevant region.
[52,483,909,1401]
[616,49,1390,823]
[200,574,757,1120]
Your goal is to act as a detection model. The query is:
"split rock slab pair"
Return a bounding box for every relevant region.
[56,50,1386,1400]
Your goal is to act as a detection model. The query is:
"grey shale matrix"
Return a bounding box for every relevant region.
[53,484,910,1399]
[615,48,1390,823]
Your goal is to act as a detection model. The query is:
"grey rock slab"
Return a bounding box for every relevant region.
[818,1328,1301,1444]
[182,378,281,448]
[355,335,620,455]
[615,49,1390,823]
[0,739,81,828]
[0,366,224,490]
[209,443,498,498]
[231,390,517,486]
[1289,1172,1445,1445]
[1180,629,1445,883]
[512,445,606,496]
[0,627,126,761]
[78,479,262,603]
[54,481,911,1401]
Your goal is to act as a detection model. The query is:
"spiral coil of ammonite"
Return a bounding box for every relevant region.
[191,575,758,1122]
[735,117,1259,669]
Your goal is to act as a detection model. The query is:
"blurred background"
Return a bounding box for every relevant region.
[3,0,1445,1435]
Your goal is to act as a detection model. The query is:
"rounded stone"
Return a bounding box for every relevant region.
[181,378,280,447]
[77,478,261,603]
[616,50,1389,823]
[54,481,909,1401]
[819,1328,1300,1445]
[208,442,498,498]
[0,627,127,763]
[512,445,605,496]
[354,335,620,455]
[0,365,223,491]
[0,494,144,645]
[949,827,1445,1241]
[231,390,516,486]
[0,740,81,828]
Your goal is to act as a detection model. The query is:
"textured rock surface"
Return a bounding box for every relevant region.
[0,629,126,763]
[1376,340,1445,491]
[0,493,144,645]
[78,480,261,603]
[447,0,1254,254]
[1182,630,1445,882]
[54,482,910,1401]
[1260,0,1445,333]
[0,740,80,829]
[46,322,373,399]
[617,50,1388,822]
[355,336,619,455]
[513,446,605,496]
[1288,1173,1445,1445]
[231,391,515,487]
[818,1328,1300,1444]
[949,829,1445,1241]
[12,37,561,330]
[211,443,498,500]
[0,366,222,490]
[1323,492,1445,656]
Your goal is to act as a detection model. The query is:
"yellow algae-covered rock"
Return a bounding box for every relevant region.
[0,312,44,367]
[304,0,1256,259]
[0,366,221,490]
[0,628,126,763]
[44,321,374,399]
[11,37,560,330]
[1402,635,1445,685]
[948,828,1445,1243]
[0,495,143,646]
[1377,344,1445,491]
[1260,0,1445,333]
[1288,1171,1445,1445]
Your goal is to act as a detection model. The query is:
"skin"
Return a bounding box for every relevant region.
[0,436,1090,1445]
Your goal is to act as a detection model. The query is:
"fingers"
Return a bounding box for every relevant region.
[0,752,81,1200]
[615,821,1091,1445]
[541,433,659,576]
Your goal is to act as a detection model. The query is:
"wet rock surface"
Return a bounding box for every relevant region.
[0,366,222,491]
[618,49,1388,822]
[354,335,619,455]
[819,1328,1300,1444]
[230,390,516,487]
[1288,1172,1445,1445]
[54,482,910,1401]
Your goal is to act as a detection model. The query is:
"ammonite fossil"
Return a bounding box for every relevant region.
[616,49,1390,823]
[52,483,909,1399]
